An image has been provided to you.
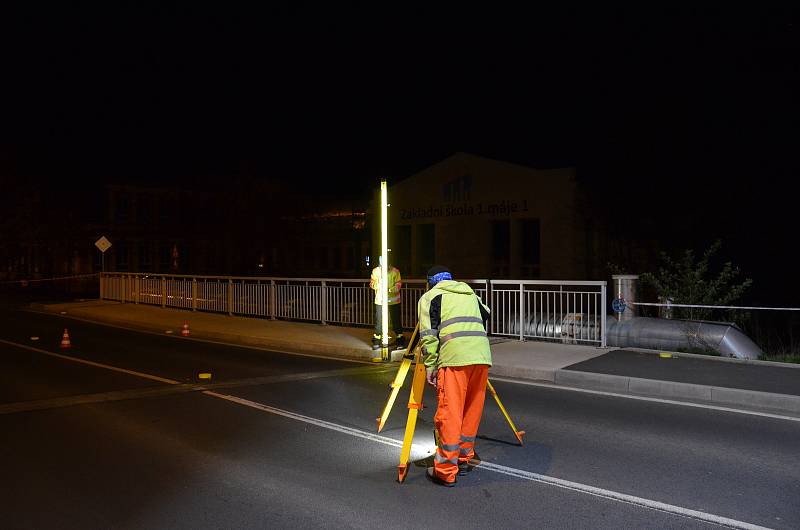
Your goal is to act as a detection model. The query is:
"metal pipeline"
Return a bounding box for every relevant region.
[502,313,600,343]
[500,313,763,359]
[604,316,763,360]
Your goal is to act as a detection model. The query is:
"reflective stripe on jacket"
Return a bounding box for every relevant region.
[370,266,402,305]
[418,280,492,369]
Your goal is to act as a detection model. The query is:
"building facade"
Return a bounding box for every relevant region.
[385,153,596,280]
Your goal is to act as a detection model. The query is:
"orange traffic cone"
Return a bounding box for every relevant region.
[60,328,71,349]
[181,321,191,337]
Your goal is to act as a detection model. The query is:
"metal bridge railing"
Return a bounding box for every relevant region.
[488,280,607,346]
[100,273,606,346]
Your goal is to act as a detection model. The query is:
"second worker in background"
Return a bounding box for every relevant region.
[370,257,404,349]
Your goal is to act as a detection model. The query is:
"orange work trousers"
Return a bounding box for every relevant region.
[433,364,489,483]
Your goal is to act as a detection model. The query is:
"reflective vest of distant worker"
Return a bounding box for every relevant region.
[370,258,403,350]
[418,265,492,487]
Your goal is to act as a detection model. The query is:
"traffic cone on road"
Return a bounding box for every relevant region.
[181,321,191,337]
[60,328,71,349]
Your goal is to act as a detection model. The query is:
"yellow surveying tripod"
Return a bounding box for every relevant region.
[376,322,525,483]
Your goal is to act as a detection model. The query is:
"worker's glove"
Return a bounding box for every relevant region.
[426,367,437,388]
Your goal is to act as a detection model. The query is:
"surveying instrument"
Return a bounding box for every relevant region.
[372,178,523,482]
[376,322,526,483]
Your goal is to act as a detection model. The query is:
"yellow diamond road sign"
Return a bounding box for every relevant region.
[95,236,112,253]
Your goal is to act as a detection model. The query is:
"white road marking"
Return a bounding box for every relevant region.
[204,391,771,530]
[490,376,800,423]
[0,338,180,385]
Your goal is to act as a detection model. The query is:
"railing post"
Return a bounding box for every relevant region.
[519,283,524,341]
[320,280,327,325]
[270,280,276,320]
[601,282,607,347]
[192,277,197,311]
[135,275,139,304]
[486,279,493,335]
[228,278,233,315]
[161,276,166,308]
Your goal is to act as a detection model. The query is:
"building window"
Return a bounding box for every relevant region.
[491,220,510,277]
[159,199,171,224]
[520,219,541,278]
[115,193,130,223]
[137,195,152,225]
[442,174,472,203]
[159,245,171,271]
[416,224,435,276]
[139,244,152,271]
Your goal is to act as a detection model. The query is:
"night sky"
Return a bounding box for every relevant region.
[2,5,798,302]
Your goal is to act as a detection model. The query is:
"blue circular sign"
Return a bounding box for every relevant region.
[612,298,627,313]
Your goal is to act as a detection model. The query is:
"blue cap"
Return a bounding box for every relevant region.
[426,265,452,287]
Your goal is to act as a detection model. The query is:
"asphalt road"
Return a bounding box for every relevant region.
[1,305,798,530]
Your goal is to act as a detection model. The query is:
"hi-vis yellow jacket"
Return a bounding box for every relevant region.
[370,266,402,305]
[417,280,492,369]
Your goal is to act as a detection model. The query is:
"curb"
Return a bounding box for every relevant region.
[553,369,800,416]
[489,364,558,383]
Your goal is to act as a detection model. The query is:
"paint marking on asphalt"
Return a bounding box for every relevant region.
[0,335,392,414]
[0,334,778,528]
[0,365,395,415]
[0,338,180,385]
[0,334,775,528]
[0,384,198,414]
[204,391,771,530]
[489,376,800,423]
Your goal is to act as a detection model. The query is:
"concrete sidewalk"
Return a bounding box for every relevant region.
[30,300,800,417]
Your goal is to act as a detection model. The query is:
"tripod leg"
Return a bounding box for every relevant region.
[376,357,412,432]
[397,349,427,483]
[486,380,525,445]
[375,322,420,432]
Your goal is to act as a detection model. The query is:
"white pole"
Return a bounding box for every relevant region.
[381,180,389,357]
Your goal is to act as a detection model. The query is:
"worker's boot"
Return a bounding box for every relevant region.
[426,467,455,487]
[458,452,481,476]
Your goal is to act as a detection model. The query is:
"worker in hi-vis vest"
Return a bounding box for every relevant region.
[417,265,492,487]
[370,257,404,350]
